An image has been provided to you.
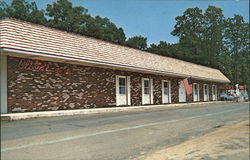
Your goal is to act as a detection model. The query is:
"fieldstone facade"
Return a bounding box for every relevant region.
[7,56,220,113]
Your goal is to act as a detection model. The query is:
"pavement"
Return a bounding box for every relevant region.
[1,102,249,160]
[1,101,232,121]
[137,120,249,160]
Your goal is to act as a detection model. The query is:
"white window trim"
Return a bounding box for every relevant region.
[203,84,209,101]
[142,78,153,105]
[150,79,153,104]
[193,83,200,102]
[116,75,131,106]
[162,80,171,104]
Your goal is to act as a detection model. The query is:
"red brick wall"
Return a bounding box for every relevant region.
[7,56,220,113]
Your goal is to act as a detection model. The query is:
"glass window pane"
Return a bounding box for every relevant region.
[144,88,149,94]
[119,78,126,86]
[164,88,168,95]
[164,82,168,88]
[144,80,149,87]
[119,87,126,94]
[194,84,197,95]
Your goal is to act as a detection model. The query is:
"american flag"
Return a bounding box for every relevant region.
[183,77,193,95]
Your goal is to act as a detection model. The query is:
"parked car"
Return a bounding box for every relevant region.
[245,96,249,101]
[241,93,249,101]
[220,93,233,101]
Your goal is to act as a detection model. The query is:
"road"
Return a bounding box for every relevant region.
[1,102,249,160]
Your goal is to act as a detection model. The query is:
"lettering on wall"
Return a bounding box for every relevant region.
[18,59,72,75]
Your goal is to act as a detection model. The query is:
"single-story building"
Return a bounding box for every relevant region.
[0,18,230,113]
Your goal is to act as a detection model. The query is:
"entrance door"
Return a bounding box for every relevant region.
[116,76,130,106]
[162,80,171,103]
[179,81,186,102]
[193,83,199,102]
[212,85,217,101]
[203,84,209,101]
[142,78,153,104]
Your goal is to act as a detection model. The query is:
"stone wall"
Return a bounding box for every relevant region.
[7,56,220,113]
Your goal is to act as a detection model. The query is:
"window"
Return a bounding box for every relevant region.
[144,80,150,94]
[119,78,126,94]
[194,84,197,95]
[163,81,169,95]
[193,83,199,102]
[204,85,207,95]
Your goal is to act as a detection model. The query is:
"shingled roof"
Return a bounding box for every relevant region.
[0,18,230,83]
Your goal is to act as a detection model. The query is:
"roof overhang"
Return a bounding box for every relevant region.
[0,47,230,83]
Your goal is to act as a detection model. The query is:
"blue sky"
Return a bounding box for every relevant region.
[8,0,249,45]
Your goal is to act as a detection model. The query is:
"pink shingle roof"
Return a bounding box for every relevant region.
[0,18,230,83]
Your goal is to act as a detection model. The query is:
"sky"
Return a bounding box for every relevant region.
[6,0,249,45]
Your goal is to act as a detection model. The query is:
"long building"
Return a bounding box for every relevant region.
[0,18,230,113]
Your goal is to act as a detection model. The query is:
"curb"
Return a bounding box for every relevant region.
[0,101,236,121]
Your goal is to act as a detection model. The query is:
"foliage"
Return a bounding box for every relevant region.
[224,15,249,86]
[0,0,46,24]
[147,41,182,59]
[170,7,205,64]
[125,36,147,50]
[46,0,88,32]
[83,16,126,44]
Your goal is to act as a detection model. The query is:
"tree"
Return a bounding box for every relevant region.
[224,15,249,85]
[83,16,126,44]
[171,7,205,64]
[46,0,126,44]
[0,0,46,24]
[46,0,88,32]
[125,36,147,50]
[170,6,228,68]
[0,1,9,17]
[147,41,182,59]
[203,5,225,67]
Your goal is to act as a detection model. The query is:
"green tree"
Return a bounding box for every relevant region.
[46,0,126,44]
[0,1,8,17]
[203,5,225,67]
[0,0,46,24]
[171,7,205,64]
[125,36,147,50]
[147,41,182,59]
[46,0,88,32]
[224,15,249,85]
[83,16,126,44]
